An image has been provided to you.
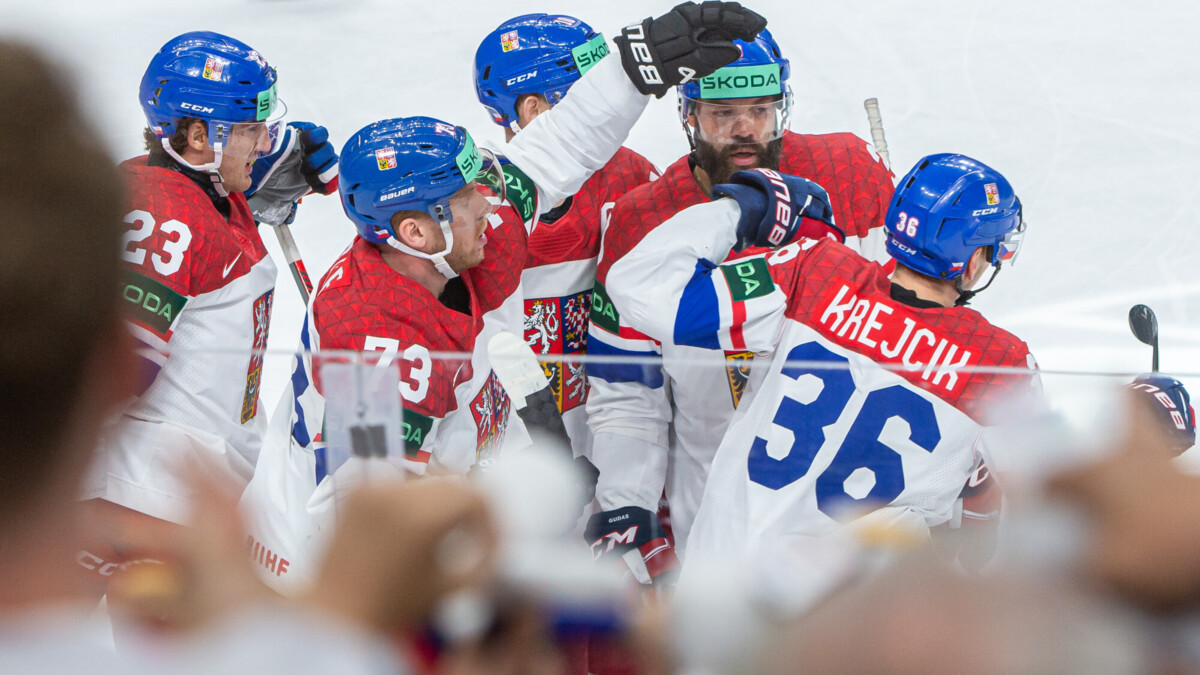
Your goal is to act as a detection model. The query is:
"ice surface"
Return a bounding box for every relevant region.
[4,0,1199,425]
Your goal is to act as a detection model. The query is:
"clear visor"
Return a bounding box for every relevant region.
[208,98,288,159]
[681,91,792,146]
[472,147,506,208]
[996,216,1027,267]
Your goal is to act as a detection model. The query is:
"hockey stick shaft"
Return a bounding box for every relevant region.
[273,223,313,303]
[863,98,892,171]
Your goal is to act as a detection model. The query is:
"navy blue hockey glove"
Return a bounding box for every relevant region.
[293,122,339,195]
[585,506,680,587]
[712,168,843,251]
[614,1,768,98]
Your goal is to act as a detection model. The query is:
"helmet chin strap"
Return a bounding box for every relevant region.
[385,219,459,280]
[954,264,1001,307]
[161,138,231,198]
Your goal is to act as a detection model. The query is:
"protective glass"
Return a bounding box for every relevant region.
[208,98,289,158]
[473,146,507,207]
[681,92,792,145]
[996,216,1027,267]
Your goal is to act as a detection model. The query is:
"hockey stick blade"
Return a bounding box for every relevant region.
[1128,304,1160,372]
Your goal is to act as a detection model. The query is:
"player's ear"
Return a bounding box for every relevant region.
[391,213,440,253]
[517,94,549,128]
[186,120,208,152]
[965,247,991,287]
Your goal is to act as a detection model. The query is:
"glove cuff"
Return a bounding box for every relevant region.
[712,181,769,251]
[614,18,667,97]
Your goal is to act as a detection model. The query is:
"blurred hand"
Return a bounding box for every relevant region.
[1049,392,1200,611]
[308,477,497,632]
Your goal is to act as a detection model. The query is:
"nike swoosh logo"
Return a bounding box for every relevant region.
[222,253,243,278]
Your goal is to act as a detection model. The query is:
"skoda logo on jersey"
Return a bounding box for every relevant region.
[505,70,538,86]
[180,102,215,114]
[380,186,416,202]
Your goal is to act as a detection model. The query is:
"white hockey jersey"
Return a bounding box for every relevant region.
[92,161,277,525]
[586,133,895,555]
[604,199,1040,561]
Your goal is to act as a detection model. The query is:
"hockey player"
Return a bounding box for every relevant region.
[585,29,895,573]
[239,1,770,591]
[599,154,1036,561]
[82,30,338,568]
[474,14,658,460]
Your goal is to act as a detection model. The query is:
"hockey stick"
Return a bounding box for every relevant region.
[863,98,892,171]
[1129,304,1160,372]
[273,223,314,303]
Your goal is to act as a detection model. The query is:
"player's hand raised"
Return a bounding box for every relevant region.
[615,1,768,98]
[713,168,843,251]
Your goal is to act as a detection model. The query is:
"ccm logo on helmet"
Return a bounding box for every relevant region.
[972,207,999,216]
[180,102,215,114]
[505,70,537,86]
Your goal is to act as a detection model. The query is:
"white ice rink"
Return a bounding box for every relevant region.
[4,0,1199,430]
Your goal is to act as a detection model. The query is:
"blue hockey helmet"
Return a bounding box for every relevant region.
[885,153,1025,297]
[1128,374,1196,455]
[677,29,792,146]
[474,14,607,130]
[339,117,505,278]
[140,32,286,156]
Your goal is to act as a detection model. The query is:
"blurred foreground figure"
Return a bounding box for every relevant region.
[0,39,495,673]
[766,553,1150,674]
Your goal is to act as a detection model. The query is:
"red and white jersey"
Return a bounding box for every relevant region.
[586,131,895,554]
[605,197,1040,558]
[520,146,657,458]
[92,160,276,524]
[239,208,530,590]
[238,50,657,589]
[306,215,530,475]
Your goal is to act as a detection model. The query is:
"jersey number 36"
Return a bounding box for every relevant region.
[747,341,941,520]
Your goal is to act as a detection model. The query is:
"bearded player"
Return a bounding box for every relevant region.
[585,29,895,577]
[601,155,1037,565]
[474,13,658,461]
[238,1,770,591]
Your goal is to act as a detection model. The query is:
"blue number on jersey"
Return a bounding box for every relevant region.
[747,341,941,520]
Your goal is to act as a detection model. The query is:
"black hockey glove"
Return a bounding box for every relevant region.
[585,506,680,587]
[713,168,843,251]
[614,1,768,98]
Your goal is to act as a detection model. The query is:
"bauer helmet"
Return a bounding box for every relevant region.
[886,153,1025,303]
[474,14,607,131]
[339,117,505,278]
[1128,374,1197,455]
[677,28,792,147]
